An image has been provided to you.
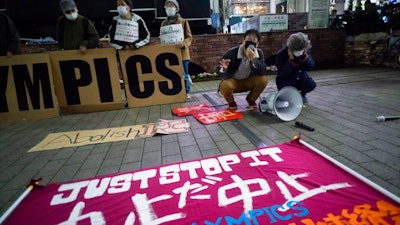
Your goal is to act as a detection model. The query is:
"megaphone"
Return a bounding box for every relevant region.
[259,86,303,121]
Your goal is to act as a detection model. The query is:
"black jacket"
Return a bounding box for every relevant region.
[0,12,20,56]
[217,45,267,80]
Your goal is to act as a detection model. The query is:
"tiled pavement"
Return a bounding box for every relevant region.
[0,66,399,215]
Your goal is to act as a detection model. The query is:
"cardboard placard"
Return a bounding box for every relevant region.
[0,53,59,122]
[118,44,186,108]
[48,48,124,114]
[29,119,189,151]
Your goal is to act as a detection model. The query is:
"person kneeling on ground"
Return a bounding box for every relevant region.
[276,32,316,103]
[216,29,268,110]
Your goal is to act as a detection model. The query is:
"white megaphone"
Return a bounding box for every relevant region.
[259,86,303,121]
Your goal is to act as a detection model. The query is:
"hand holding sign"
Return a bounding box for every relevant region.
[160,24,184,45]
[114,19,139,43]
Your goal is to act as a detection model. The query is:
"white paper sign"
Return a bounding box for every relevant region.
[114,19,139,43]
[160,24,184,44]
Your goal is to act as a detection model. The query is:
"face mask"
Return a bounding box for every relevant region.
[244,40,256,50]
[117,6,129,16]
[293,50,305,57]
[165,7,176,16]
[65,11,78,21]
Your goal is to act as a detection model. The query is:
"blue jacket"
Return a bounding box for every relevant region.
[276,47,315,83]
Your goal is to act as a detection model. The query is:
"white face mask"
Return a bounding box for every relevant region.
[117,6,129,16]
[65,11,78,21]
[165,7,176,16]
[293,50,305,57]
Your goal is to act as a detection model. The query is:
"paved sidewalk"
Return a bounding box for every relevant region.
[0,66,399,214]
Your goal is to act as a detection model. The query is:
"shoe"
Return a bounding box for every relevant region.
[188,76,193,85]
[119,79,125,89]
[228,102,237,110]
[246,99,258,109]
[303,96,308,103]
[186,93,191,99]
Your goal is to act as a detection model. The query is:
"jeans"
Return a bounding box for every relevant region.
[182,60,190,93]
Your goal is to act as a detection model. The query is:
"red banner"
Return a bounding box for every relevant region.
[3,138,400,225]
[193,110,244,124]
[172,104,216,117]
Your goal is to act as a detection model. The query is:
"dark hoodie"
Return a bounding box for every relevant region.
[0,12,20,56]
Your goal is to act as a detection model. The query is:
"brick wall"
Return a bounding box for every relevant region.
[344,40,371,65]
[188,28,347,72]
[344,32,388,66]
[20,28,388,74]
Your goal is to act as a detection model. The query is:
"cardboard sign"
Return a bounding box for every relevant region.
[0,53,59,122]
[118,44,186,108]
[29,119,189,151]
[155,119,190,134]
[160,24,184,44]
[114,19,139,43]
[193,110,244,124]
[4,139,400,225]
[172,104,216,116]
[49,48,124,114]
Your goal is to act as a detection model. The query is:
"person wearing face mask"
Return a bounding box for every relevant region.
[160,0,193,100]
[276,32,316,103]
[108,0,151,50]
[216,29,268,110]
[56,0,100,53]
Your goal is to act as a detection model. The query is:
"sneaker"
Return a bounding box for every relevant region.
[246,99,258,109]
[186,93,191,99]
[228,102,237,110]
[303,96,308,103]
[119,79,125,89]
[188,76,193,85]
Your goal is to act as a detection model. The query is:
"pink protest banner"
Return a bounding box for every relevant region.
[2,138,400,225]
[172,104,216,116]
[193,110,244,124]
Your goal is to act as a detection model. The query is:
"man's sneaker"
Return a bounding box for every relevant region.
[303,96,308,103]
[186,93,191,99]
[246,99,258,109]
[228,102,237,110]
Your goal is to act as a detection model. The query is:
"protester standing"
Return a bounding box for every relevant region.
[108,0,151,50]
[56,0,100,53]
[160,0,193,99]
[0,12,20,57]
